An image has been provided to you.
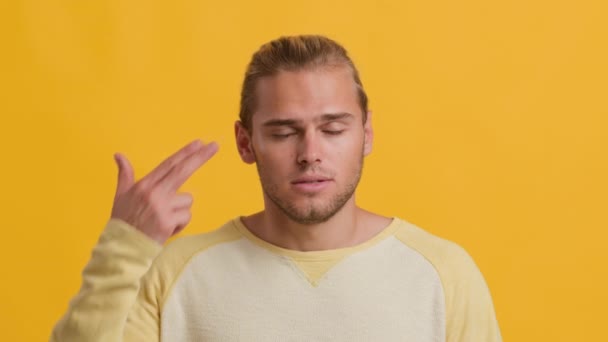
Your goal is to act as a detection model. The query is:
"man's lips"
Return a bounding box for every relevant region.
[291,176,333,184]
[290,176,333,193]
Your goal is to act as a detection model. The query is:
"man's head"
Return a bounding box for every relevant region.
[235,35,373,225]
[239,35,368,130]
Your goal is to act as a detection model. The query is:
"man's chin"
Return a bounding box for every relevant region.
[287,212,335,225]
[282,203,340,225]
[264,189,348,225]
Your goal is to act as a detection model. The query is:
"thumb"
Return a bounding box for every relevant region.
[114,153,134,197]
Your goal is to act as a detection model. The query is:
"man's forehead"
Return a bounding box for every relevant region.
[252,68,361,123]
[260,66,354,85]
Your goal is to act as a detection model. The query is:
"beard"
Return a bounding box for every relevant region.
[254,148,364,225]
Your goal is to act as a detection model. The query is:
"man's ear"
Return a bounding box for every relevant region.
[363,111,374,156]
[235,121,256,164]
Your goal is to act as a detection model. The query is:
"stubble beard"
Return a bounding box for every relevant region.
[255,150,364,225]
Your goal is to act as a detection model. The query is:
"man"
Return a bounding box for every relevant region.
[51,35,502,341]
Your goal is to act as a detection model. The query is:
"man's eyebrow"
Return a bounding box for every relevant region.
[319,112,355,122]
[262,118,301,127]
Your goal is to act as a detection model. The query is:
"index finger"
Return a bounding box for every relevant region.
[160,142,219,192]
[140,140,203,188]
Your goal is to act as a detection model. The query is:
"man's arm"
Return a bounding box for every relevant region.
[50,220,161,342]
[50,140,219,341]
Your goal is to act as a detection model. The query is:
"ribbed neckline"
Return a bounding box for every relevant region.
[231,217,401,261]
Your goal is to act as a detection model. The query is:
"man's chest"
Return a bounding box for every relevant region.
[158,239,446,341]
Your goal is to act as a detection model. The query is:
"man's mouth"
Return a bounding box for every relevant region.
[292,177,332,184]
[291,176,333,192]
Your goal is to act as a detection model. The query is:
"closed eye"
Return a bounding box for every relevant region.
[323,130,344,135]
[272,132,297,139]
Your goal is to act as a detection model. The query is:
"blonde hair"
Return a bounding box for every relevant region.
[239,35,368,130]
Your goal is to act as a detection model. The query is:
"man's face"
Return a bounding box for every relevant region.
[239,66,373,225]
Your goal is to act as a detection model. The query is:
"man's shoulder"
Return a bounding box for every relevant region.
[392,218,501,340]
[150,218,243,273]
[392,218,479,280]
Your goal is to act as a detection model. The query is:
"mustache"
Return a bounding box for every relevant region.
[294,165,334,178]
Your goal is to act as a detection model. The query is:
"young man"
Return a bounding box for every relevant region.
[51,35,502,341]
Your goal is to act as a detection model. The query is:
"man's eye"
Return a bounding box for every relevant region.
[323,130,344,135]
[272,133,296,139]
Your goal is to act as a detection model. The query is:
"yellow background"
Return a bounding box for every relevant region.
[1,0,607,340]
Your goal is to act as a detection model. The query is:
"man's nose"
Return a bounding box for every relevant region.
[296,131,322,166]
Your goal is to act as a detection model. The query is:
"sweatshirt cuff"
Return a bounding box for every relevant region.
[102,218,163,259]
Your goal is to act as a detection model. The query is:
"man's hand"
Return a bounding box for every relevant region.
[110,140,219,244]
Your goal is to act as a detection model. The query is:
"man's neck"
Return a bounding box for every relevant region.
[242,201,390,252]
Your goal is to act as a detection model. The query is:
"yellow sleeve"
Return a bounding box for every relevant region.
[50,219,162,342]
[442,245,502,342]
[123,249,168,341]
